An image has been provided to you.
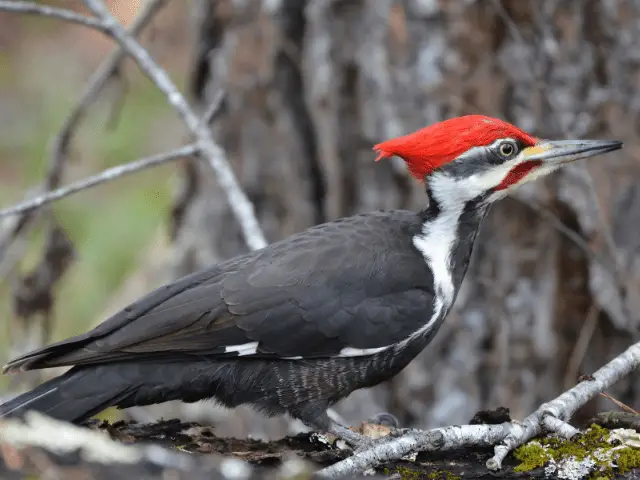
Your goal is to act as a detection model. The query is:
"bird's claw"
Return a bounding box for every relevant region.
[367,412,400,428]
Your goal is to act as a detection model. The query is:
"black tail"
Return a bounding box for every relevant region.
[0,358,288,424]
[0,366,135,423]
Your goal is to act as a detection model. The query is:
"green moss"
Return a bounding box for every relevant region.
[513,424,640,479]
[514,441,549,471]
[614,447,640,475]
[382,466,460,480]
[426,470,461,480]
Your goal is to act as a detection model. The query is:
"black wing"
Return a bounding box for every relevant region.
[4,211,435,372]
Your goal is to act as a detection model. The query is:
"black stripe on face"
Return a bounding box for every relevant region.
[436,138,529,179]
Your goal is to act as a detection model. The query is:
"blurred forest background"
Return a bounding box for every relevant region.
[1,0,640,441]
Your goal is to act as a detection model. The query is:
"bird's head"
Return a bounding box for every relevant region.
[374,115,622,207]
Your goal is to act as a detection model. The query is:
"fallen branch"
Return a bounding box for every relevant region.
[0,145,197,217]
[317,339,640,478]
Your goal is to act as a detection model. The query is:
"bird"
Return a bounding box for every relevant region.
[0,115,622,447]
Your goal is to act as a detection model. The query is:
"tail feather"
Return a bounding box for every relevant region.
[0,366,133,423]
[0,360,244,424]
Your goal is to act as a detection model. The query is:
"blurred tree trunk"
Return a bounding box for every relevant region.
[159,0,640,438]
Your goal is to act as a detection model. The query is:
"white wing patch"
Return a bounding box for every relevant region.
[224,341,259,356]
[338,346,389,357]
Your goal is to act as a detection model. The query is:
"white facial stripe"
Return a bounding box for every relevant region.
[468,162,516,195]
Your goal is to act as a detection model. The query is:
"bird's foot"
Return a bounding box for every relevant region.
[367,412,400,429]
[327,412,402,451]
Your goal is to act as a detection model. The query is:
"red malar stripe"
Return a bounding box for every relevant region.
[494,160,542,191]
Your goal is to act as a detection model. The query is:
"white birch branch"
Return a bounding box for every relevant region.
[318,339,640,478]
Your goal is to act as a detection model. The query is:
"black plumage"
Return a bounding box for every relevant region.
[2,210,464,434]
[6,211,432,367]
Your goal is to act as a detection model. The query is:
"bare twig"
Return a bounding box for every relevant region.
[318,424,511,479]
[599,392,639,415]
[318,340,640,477]
[203,89,226,126]
[0,145,197,218]
[1,0,264,263]
[564,304,600,389]
[83,0,267,251]
[0,1,107,32]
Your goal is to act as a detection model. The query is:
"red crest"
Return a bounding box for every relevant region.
[374,115,538,180]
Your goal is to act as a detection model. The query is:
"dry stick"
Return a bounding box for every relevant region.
[203,89,226,126]
[83,0,267,251]
[318,340,640,478]
[599,392,639,415]
[0,146,198,217]
[0,0,170,268]
[0,1,107,31]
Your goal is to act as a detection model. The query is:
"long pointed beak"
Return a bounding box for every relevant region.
[522,139,623,165]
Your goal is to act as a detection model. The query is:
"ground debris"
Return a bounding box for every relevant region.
[3,412,640,479]
[86,417,351,465]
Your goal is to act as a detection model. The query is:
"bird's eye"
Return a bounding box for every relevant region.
[498,141,517,158]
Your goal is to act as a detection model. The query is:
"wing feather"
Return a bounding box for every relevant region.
[5,211,436,372]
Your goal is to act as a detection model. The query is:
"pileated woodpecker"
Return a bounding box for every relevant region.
[0,115,622,446]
